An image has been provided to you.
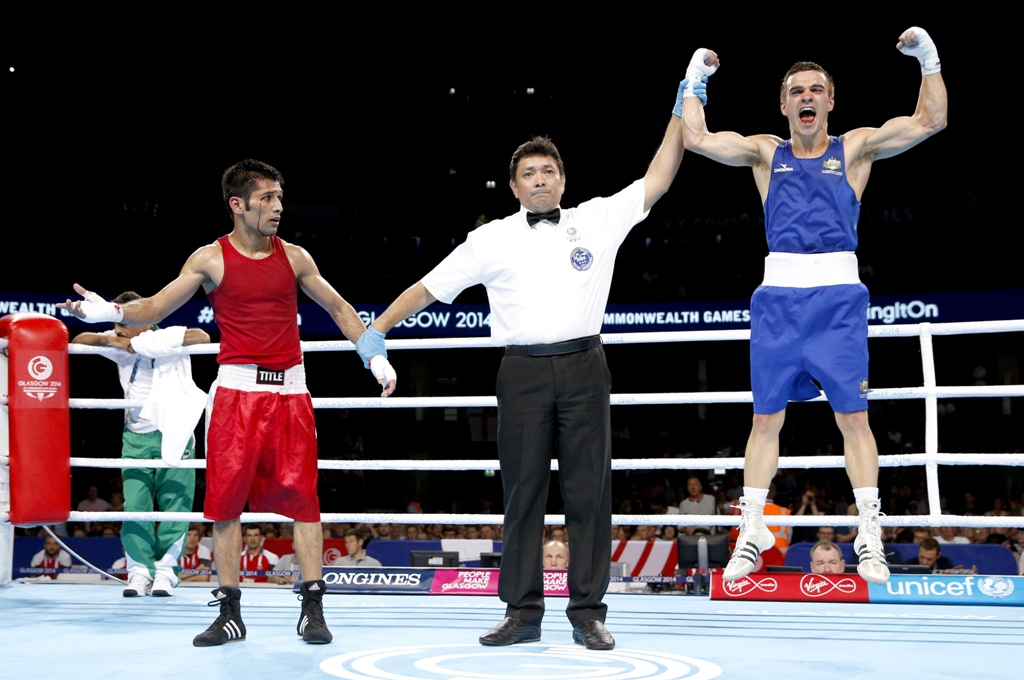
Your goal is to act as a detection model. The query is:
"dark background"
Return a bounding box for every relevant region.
[3,16,1019,517]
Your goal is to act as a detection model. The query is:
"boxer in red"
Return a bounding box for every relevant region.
[61,159,396,647]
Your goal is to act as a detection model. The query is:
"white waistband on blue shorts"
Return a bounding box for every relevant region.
[216,363,307,395]
[761,252,860,288]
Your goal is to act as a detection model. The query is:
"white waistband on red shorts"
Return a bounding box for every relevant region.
[215,363,307,395]
[761,252,860,288]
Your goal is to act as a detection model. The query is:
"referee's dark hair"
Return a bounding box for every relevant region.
[510,136,565,180]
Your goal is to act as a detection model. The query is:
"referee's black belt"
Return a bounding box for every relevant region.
[504,335,602,357]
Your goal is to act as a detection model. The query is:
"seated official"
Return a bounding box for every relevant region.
[333,528,382,567]
[809,540,845,574]
[543,540,569,569]
[905,537,956,572]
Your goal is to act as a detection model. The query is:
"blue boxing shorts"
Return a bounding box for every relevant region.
[749,283,870,414]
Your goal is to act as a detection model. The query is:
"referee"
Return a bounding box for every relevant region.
[356,75,707,651]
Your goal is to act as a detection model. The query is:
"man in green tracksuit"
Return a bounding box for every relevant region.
[73,291,209,596]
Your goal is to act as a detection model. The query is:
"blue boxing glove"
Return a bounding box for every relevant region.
[673,76,709,115]
[355,327,387,368]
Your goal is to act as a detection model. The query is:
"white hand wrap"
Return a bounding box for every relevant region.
[79,289,124,323]
[899,27,941,75]
[369,355,397,388]
[684,48,718,98]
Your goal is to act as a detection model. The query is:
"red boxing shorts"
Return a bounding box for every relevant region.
[204,363,320,522]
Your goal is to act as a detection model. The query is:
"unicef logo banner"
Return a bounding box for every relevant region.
[869,575,1024,606]
[321,644,722,680]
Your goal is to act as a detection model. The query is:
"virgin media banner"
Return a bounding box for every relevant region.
[710,572,1024,606]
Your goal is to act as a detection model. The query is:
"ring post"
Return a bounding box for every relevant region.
[0,314,72,566]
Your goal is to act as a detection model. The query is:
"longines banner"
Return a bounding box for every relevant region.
[710,572,1024,606]
[4,289,1022,338]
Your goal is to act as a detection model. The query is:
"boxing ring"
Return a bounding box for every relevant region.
[2,317,1023,678]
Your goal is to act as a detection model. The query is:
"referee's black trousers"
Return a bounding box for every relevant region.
[495,345,613,626]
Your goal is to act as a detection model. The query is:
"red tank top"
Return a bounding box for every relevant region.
[208,235,302,370]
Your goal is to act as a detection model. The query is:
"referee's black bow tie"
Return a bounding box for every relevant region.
[526,209,560,226]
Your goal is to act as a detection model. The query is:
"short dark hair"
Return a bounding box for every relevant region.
[919,537,940,552]
[894,528,915,543]
[780,61,834,101]
[221,159,284,212]
[243,523,262,535]
[112,291,141,305]
[509,136,564,180]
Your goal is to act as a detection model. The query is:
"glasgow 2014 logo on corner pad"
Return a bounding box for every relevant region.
[321,644,722,679]
[570,247,593,271]
[28,355,53,381]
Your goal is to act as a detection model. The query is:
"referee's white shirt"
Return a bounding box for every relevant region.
[422,179,648,346]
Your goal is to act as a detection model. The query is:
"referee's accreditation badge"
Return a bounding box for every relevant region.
[570,247,593,271]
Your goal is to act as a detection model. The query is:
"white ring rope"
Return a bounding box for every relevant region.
[5,318,1024,355]
[3,319,1022,532]
[62,384,1024,411]
[66,452,1024,471]
[23,511,1023,530]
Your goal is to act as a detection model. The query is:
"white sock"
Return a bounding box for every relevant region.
[853,487,880,505]
[742,487,768,509]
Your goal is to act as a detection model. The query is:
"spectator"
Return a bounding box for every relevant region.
[550,526,568,544]
[271,551,301,585]
[30,535,72,579]
[77,486,110,513]
[985,498,1009,517]
[240,524,278,584]
[630,526,652,541]
[791,488,825,544]
[935,526,970,545]
[835,505,859,543]
[334,528,382,567]
[906,538,955,572]
[543,540,569,569]
[179,524,212,582]
[678,475,716,535]
[816,526,836,543]
[809,540,846,574]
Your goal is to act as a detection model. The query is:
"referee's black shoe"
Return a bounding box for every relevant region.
[572,620,615,650]
[297,580,333,644]
[193,586,246,646]
[479,617,541,645]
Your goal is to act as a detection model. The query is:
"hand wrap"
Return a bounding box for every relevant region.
[369,355,397,388]
[899,27,941,76]
[77,289,124,323]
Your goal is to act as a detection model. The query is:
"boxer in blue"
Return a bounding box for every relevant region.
[680,27,947,584]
